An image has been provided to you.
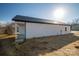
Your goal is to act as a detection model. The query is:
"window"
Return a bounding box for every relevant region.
[17,27,19,32]
[65,27,67,31]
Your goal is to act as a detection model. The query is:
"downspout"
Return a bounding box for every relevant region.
[24,22,26,42]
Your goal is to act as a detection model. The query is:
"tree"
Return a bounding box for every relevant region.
[0,24,1,28]
[71,18,79,31]
[4,23,14,35]
[72,18,79,25]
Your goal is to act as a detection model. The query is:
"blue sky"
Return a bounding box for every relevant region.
[0,3,79,23]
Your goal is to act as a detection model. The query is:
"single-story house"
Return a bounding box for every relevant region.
[12,15,71,42]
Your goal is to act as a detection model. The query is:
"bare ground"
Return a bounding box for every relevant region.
[15,32,79,56]
[0,32,79,56]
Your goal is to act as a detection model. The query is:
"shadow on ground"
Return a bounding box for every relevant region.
[15,33,79,56]
[0,33,79,56]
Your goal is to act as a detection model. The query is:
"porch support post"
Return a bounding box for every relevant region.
[15,22,17,40]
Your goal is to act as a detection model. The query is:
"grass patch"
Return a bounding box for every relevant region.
[0,34,16,39]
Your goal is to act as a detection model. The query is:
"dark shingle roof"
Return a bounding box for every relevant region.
[12,15,55,24]
[12,15,70,26]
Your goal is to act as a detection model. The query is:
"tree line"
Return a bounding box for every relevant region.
[0,22,15,35]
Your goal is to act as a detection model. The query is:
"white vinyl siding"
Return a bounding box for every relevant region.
[26,22,71,39]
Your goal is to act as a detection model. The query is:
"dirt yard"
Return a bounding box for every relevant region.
[0,32,79,56]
